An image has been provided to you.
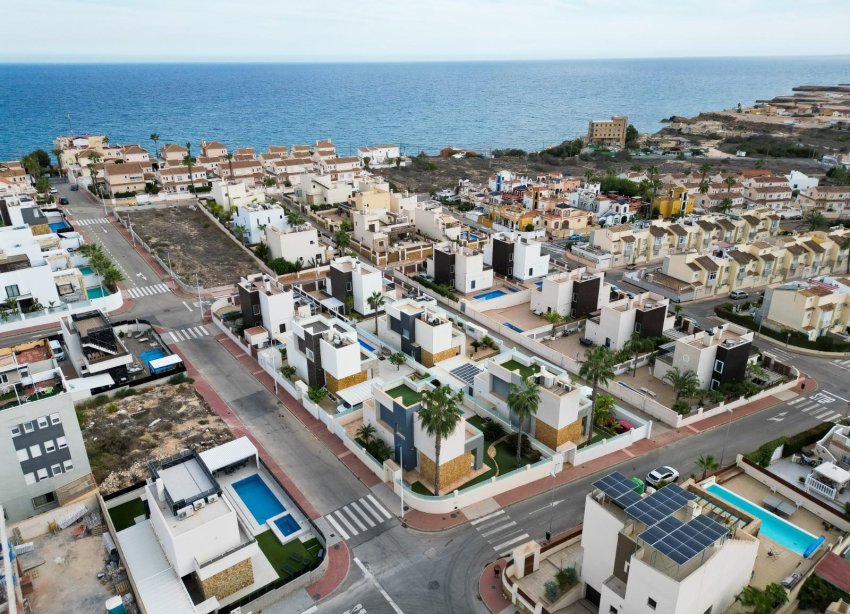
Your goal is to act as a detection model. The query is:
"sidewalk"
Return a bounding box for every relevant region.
[479,561,512,614]
[166,340,350,604]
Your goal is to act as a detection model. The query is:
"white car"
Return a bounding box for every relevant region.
[49,188,58,194]
[646,466,679,488]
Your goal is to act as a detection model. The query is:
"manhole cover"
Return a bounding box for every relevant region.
[424,548,437,559]
[450,512,457,518]
[428,580,440,590]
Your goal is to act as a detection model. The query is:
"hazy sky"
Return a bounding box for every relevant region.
[4,0,850,62]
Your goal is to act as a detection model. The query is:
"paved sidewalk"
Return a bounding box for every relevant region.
[479,560,512,614]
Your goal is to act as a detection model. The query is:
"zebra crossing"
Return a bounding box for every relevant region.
[470,509,530,557]
[73,217,110,226]
[788,391,845,423]
[167,326,211,343]
[124,283,170,299]
[833,358,850,373]
[765,346,795,361]
[322,495,393,542]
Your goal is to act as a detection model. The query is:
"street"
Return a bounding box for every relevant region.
[51,184,850,613]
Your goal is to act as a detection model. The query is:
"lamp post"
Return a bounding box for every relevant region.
[396,443,405,520]
[547,464,557,542]
[718,407,734,468]
[128,211,136,247]
[195,272,204,322]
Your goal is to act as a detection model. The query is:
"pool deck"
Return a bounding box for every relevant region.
[715,473,843,589]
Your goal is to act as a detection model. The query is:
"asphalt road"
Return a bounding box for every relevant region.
[52,184,850,614]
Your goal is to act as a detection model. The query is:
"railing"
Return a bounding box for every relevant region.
[805,475,837,500]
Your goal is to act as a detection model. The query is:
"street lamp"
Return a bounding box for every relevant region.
[547,465,557,542]
[396,443,405,520]
[718,407,734,468]
[195,272,203,322]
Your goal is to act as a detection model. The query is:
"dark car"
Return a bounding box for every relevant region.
[579,337,594,347]
[70,185,79,191]
[58,197,69,205]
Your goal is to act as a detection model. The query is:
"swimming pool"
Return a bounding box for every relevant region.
[80,266,94,276]
[704,483,822,556]
[461,232,479,241]
[535,281,544,288]
[358,339,376,352]
[86,286,107,299]
[232,474,286,525]
[475,289,506,300]
[503,322,523,333]
[273,514,300,537]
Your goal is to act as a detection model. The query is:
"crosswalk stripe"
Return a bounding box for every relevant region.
[787,397,805,406]
[820,412,840,422]
[800,403,819,413]
[349,501,376,528]
[187,328,200,339]
[814,410,834,419]
[366,494,392,520]
[471,509,505,526]
[332,510,359,537]
[493,534,529,552]
[481,521,517,538]
[358,498,386,523]
[169,332,178,343]
[341,507,367,532]
[155,283,168,292]
[194,326,208,337]
[325,514,350,541]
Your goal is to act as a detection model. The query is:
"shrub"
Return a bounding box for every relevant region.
[784,422,834,456]
[544,580,560,602]
[168,373,193,385]
[715,304,850,352]
[413,275,458,301]
[556,566,578,589]
[113,388,136,400]
[745,437,787,467]
[672,399,690,415]
[799,574,850,611]
[481,420,506,442]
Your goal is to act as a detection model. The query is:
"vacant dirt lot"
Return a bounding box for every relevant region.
[80,383,233,494]
[130,205,259,288]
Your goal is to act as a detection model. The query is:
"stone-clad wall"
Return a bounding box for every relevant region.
[534,417,582,450]
[325,370,368,393]
[421,347,458,367]
[200,558,254,601]
[419,452,472,490]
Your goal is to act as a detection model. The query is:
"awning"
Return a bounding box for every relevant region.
[199,436,257,472]
[320,296,344,312]
[149,354,183,370]
[814,462,850,485]
[338,379,382,407]
[65,374,114,392]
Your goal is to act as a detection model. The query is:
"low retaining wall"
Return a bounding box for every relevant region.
[568,410,652,466]
[0,289,123,335]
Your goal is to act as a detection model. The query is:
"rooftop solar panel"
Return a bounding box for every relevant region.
[450,363,483,386]
[592,471,638,502]
[652,515,729,565]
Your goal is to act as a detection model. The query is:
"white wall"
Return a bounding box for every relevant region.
[319,337,362,380]
[580,496,625,596]
[233,205,287,245]
[414,318,452,355]
[259,288,295,337]
[585,304,636,351]
[0,263,61,307]
[455,251,493,293]
[352,266,384,316]
[413,413,466,465]
[265,226,325,265]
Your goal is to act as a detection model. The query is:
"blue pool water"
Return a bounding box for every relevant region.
[86,286,107,299]
[233,474,286,525]
[704,483,820,556]
[80,266,94,275]
[475,289,506,300]
[273,514,300,537]
[49,222,72,232]
[358,339,375,352]
[461,232,479,241]
[535,281,544,288]
[503,322,523,333]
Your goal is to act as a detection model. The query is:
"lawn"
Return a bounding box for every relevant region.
[578,426,619,449]
[467,415,488,431]
[500,359,540,379]
[256,531,322,579]
[108,497,145,532]
[385,384,422,406]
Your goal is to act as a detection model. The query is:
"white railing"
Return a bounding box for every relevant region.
[805,475,837,500]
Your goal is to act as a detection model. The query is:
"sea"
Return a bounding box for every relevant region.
[1,57,849,159]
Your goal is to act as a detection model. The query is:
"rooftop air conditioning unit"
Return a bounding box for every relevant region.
[177,507,193,520]
[645,303,655,309]
[543,374,555,387]
[207,494,219,504]
[193,500,206,511]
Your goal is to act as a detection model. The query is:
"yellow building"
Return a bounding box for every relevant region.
[653,187,695,218]
[352,187,391,212]
[587,115,628,148]
[486,204,537,231]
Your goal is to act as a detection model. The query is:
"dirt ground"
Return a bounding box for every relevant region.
[130,205,259,288]
[26,530,114,614]
[80,383,233,494]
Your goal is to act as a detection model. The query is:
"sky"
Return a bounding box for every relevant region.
[3,0,850,63]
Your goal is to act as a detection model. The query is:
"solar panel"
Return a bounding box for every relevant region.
[639,516,684,547]
[652,515,729,565]
[450,363,482,386]
[592,471,639,504]
[616,490,641,508]
[625,483,696,526]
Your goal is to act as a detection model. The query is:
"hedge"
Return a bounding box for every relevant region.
[413,276,458,301]
[744,421,835,466]
[715,304,850,352]
[799,574,850,611]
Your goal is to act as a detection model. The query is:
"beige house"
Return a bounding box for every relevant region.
[156,165,209,194]
[103,162,152,196]
[201,140,228,158]
[161,143,188,165]
[120,145,150,164]
[760,277,850,340]
[542,205,593,237]
[800,186,850,216]
[587,115,628,148]
[221,159,264,186]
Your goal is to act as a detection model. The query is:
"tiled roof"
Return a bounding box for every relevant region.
[694,256,719,272]
[668,224,688,237]
[716,218,736,231]
[649,226,668,237]
[815,553,850,594]
[727,250,756,265]
[785,244,807,256]
[805,240,826,254]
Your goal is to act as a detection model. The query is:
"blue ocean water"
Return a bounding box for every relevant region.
[1,57,849,159]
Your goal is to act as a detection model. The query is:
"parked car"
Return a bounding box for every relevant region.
[729,290,749,300]
[70,185,79,191]
[579,337,594,347]
[646,466,679,488]
[781,572,802,589]
[58,197,69,205]
[568,233,584,241]
[49,340,65,361]
[49,188,58,194]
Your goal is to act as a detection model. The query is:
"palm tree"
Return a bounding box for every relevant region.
[334,228,350,251]
[224,151,235,180]
[593,393,616,429]
[542,310,564,326]
[695,454,719,479]
[803,210,827,232]
[579,346,617,437]
[724,175,737,191]
[507,377,541,464]
[624,333,655,377]
[183,143,197,193]
[718,197,733,213]
[418,385,464,495]
[102,136,109,147]
[51,148,63,177]
[87,151,103,199]
[662,367,700,400]
[287,211,305,227]
[149,133,160,159]
[699,162,712,182]
[389,352,407,370]
[367,291,385,330]
[356,423,376,446]
[292,257,304,274]
[754,159,766,169]
[101,266,125,292]
[583,169,596,185]
[280,365,296,380]
[840,235,850,273]
[698,180,710,195]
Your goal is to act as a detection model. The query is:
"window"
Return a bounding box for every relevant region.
[37,416,48,429]
[16,448,28,462]
[252,304,261,316]
[57,436,67,449]
[36,468,48,480]
[51,463,62,476]
[50,413,61,425]
[24,473,36,485]
[714,359,724,374]
[471,280,475,289]
[31,492,56,508]
[648,597,657,610]
[306,348,314,361]
[703,607,712,614]
[44,440,56,453]
[11,425,20,437]
[609,607,618,614]
[634,322,642,333]
[63,459,74,471]
[346,282,352,292]
[29,445,42,458]
[5,284,20,299]
[24,422,34,434]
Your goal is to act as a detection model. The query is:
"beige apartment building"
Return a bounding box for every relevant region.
[586,115,628,147]
[760,277,850,341]
[800,186,850,216]
[103,161,152,195]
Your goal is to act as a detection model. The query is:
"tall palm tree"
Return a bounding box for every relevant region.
[51,148,63,177]
[418,385,464,495]
[367,291,385,330]
[583,169,597,185]
[718,197,733,213]
[662,366,700,400]
[698,180,710,195]
[699,163,712,183]
[803,210,827,232]
[695,454,719,479]
[224,151,235,180]
[579,346,617,437]
[183,142,196,193]
[88,151,103,199]
[724,175,737,191]
[624,333,655,377]
[149,133,160,159]
[507,377,541,463]
[287,211,305,227]
[356,423,376,446]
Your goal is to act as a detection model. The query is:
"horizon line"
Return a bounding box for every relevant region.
[2,52,850,65]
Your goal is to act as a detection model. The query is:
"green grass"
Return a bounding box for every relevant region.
[108,498,145,532]
[467,415,488,430]
[578,427,618,449]
[256,531,321,579]
[500,359,540,379]
[385,384,422,406]
[492,439,537,474]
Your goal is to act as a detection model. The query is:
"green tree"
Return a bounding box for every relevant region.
[389,351,407,370]
[699,162,712,182]
[280,365,296,380]
[52,147,64,176]
[356,423,376,446]
[737,583,788,614]
[624,333,655,377]
[695,454,719,479]
[183,143,197,193]
[803,210,827,232]
[625,124,639,148]
[101,267,125,292]
[362,156,371,169]
[149,133,160,158]
[542,310,564,326]
[593,393,616,428]
[287,211,305,227]
[88,151,103,199]
[254,242,271,263]
[225,151,235,182]
[662,366,700,400]
[418,385,465,495]
[507,377,541,464]
[718,197,733,213]
[724,175,737,191]
[334,228,350,251]
[754,158,766,169]
[579,346,617,437]
[35,177,51,194]
[697,180,710,195]
[367,290,385,330]
[307,387,327,404]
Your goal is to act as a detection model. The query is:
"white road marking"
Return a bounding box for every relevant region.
[787,397,805,406]
[470,509,505,526]
[481,521,517,538]
[353,557,404,614]
[182,301,193,311]
[341,507,367,533]
[349,501,376,528]
[332,510,359,537]
[493,534,530,552]
[366,494,392,520]
[325,514,350,541]
[169,332,179,343]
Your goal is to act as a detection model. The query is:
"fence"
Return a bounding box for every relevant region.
[567,406,653,466]
[0,289,123,335]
